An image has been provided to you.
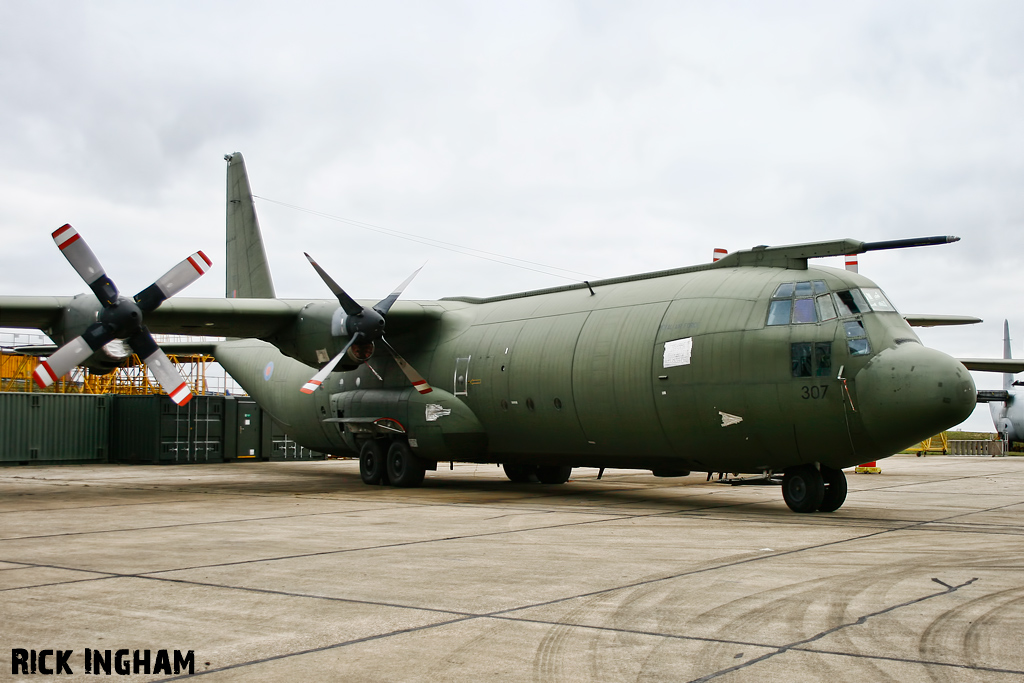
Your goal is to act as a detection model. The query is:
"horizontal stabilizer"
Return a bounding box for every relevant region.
[976,389,1011,403]
[904,314,982,327]
[958,358,1024,374]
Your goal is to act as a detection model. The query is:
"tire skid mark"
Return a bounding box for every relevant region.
[918,585,1024,681]
[684,576,979,682]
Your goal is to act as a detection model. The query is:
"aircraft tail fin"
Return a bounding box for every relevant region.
[1004,319,1013,392]
[225,152,276,299]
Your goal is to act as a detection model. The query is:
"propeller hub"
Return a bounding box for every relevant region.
[98,296,144,338]
[347,308,386,339]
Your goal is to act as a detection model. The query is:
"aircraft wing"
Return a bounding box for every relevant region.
[1,294,444,342]
[903,314,983,327]
[958,358,1024,373]
[0,296,73,332]
[145,297,302,337]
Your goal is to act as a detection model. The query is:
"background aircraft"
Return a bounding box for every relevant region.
[987,321,1023,444]
[3,153,1023,515]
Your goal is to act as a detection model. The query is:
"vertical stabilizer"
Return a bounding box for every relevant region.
[225,152,276,298]
[1004,320,1013,392]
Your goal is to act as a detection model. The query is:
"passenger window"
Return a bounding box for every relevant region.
[816,294,837,321]
[815,342,832,376]
[767,300,792,326]
[861,287,897,312]
[792,341,832,378]
[791,342,813,377]
[792,298,817,324]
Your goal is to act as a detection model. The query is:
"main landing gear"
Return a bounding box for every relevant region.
[782,464,847,513]
[502,463,573,485]
[359,438,426,488]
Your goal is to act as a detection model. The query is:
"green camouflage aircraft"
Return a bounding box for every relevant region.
[4,152,1022,513]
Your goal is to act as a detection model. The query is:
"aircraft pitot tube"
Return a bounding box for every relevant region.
[32,224,212,406]
[299,253,432,396]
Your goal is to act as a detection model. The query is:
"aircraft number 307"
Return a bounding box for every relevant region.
[801,385,829,400]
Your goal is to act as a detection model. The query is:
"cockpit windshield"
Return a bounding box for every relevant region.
[766,282,898,326]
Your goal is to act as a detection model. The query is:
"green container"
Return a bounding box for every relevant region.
[0,392,109,465]
[110,395,227,463]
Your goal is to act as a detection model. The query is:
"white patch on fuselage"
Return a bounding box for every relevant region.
[719,411,743,427]
[664,338,693,368]
[426,404,452,422]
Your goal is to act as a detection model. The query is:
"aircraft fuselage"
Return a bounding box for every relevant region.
[214,261,976,475]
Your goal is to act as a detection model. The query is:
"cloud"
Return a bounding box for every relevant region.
[1,0,1022,429]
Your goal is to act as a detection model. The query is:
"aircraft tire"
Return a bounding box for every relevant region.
[359,440,387,485]
[503,463,539,483]
[386,440,426,488]
[782,465,825,513]
[817,466,848,512]
[536,465,572,485]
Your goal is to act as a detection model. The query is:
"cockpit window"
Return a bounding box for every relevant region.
[792,298,816,323]
[861,287,897,312]
[769,281,890,326]
[767,300,792,325]
[834,289,869,316]
[816,293,837,321]
[844,320,871,356]
[768,281,831,326]
[772,283,795,299]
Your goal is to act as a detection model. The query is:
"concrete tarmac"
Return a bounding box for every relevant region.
[1,455,1022,682]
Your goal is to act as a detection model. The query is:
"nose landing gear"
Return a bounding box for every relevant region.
[782,464,848,513]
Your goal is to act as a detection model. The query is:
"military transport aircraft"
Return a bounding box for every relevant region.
[3,152,1023,514]
[985,321,1023,444]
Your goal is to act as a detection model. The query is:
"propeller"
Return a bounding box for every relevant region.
[300,253,431,395]
[33,224,212,406]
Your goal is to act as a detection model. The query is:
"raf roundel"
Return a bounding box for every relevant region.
[263,361,274,381]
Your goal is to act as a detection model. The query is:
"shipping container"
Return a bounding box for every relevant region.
[264,412,324,460]
[0,392,109,464]
[110,395,227,463]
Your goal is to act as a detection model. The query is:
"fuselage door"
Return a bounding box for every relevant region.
[454,356,471,396]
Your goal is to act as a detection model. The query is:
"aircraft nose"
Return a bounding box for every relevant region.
[853,344,976,453]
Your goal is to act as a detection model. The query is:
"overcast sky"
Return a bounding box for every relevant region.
[2,1,1022,430]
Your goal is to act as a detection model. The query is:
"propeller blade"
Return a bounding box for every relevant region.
[380,338,432,394]
[32,320,119,388]
[127,328,193,406]
[134,251,213,312]
[304,253,363,316]
[300,334,360,394]
[374,266,423,315]
[52,224,120,307]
